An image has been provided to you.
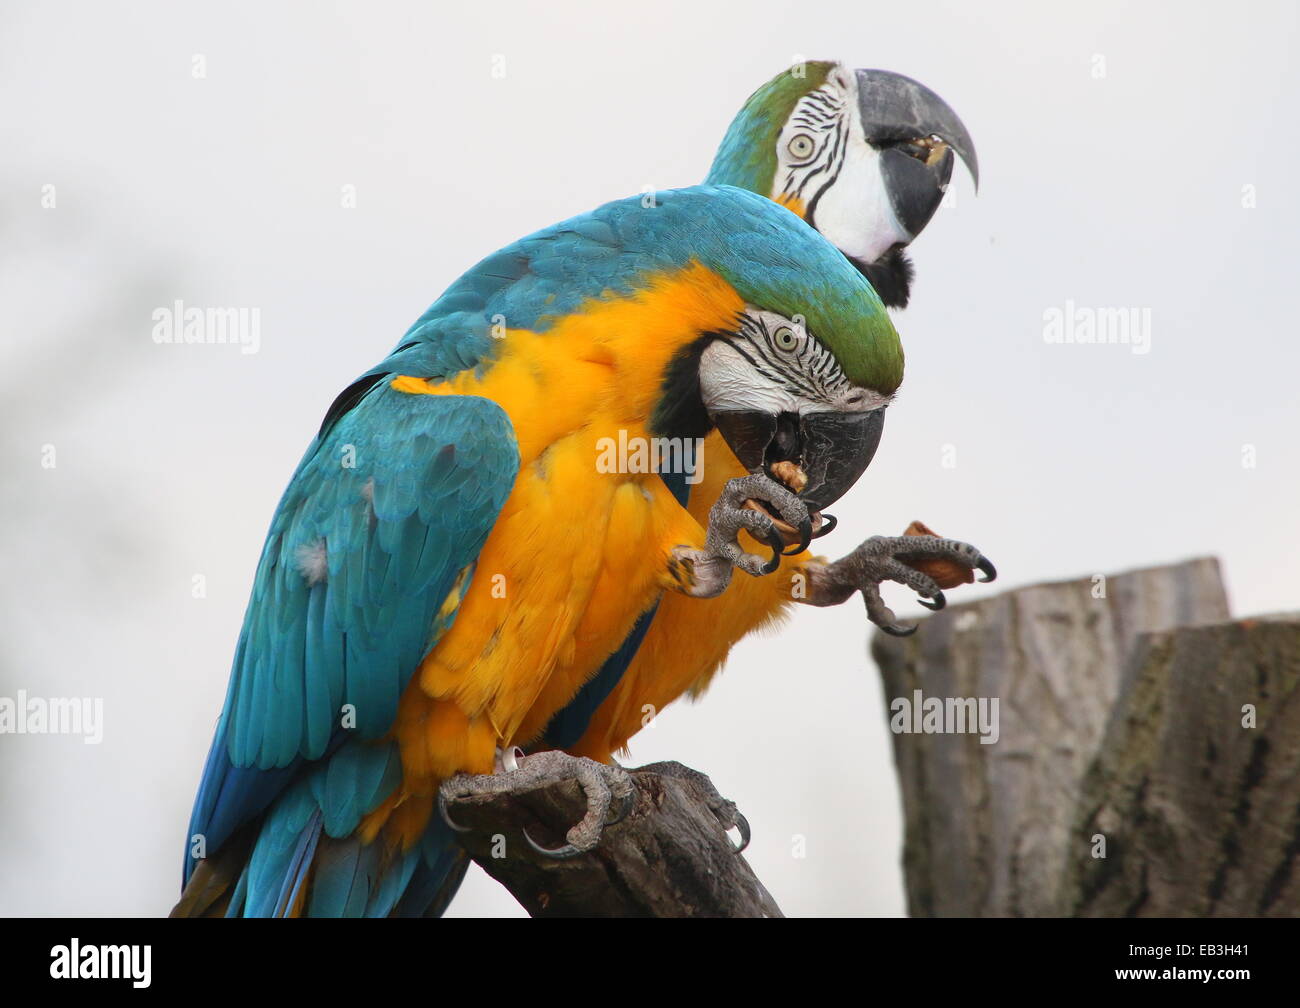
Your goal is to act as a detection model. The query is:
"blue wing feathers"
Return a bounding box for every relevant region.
[272,807,321,917]
[391,819,471,918]
[184,386,518,909]
[227,386,517,767]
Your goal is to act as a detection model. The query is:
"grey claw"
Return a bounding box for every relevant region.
[881,622,918,637]
[730,811,751,854]
[919,590,946,611]
[977,556,997,582]
[438,790,472,834]
[521,827,585,860]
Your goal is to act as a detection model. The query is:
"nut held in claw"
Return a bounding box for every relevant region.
[742,501,824,547]
[898,520,975,589]
[742,461,819,548]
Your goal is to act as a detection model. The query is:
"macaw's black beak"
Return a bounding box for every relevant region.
[856,68,978,242]
[711,409,886,513]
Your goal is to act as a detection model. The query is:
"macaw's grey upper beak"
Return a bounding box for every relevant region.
[711,409,886,514]
[855,68,979,187]
[855,68,978,241]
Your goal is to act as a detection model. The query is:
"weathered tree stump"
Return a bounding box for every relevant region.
[445,761,782,917]
[871,557,1234,916]
[1065,615,1300,916]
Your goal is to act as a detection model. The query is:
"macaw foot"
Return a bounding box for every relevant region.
[802,534,996,636]
[669,473,812,598]
[438,750,636,860]
[634,760,751,853]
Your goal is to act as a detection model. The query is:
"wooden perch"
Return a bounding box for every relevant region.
[871,556,1300,917]
[444,760,783,917]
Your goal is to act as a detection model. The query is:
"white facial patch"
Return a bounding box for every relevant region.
[698,308,887,417]
[773,65,912,265]
[700,339,800,415]
[813,124,912,264]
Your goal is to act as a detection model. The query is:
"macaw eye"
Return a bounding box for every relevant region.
[773,326,799,352]
[786,133,815,162]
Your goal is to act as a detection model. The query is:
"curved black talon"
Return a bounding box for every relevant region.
[881,622,918,638]
[780,514,813,557]
[521,827,584,860]
[797,515,814,554]
[976,557,997,583]
[438,790,472,834]
[780,520,811,559]
[919,590,946,611]
[730,810,751,854]
[810,512,838,539]
[605,786,636,826]
[760,528,785,573]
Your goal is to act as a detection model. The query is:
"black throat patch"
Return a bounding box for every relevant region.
[649,330,730,439]
[850,245,914,309]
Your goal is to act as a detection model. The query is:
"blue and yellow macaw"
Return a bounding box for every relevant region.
[544,61,978,762]
[175,65,988,918]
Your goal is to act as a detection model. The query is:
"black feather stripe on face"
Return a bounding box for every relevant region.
[652,312,858,440]
[732,314,852,403]
[649,331,727,438]
[778,83,849,206]
[800,124,849,226]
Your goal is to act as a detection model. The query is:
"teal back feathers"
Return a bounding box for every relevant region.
[384,184,901,394]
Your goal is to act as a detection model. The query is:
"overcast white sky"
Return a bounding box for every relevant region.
[2,0,1297,917]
